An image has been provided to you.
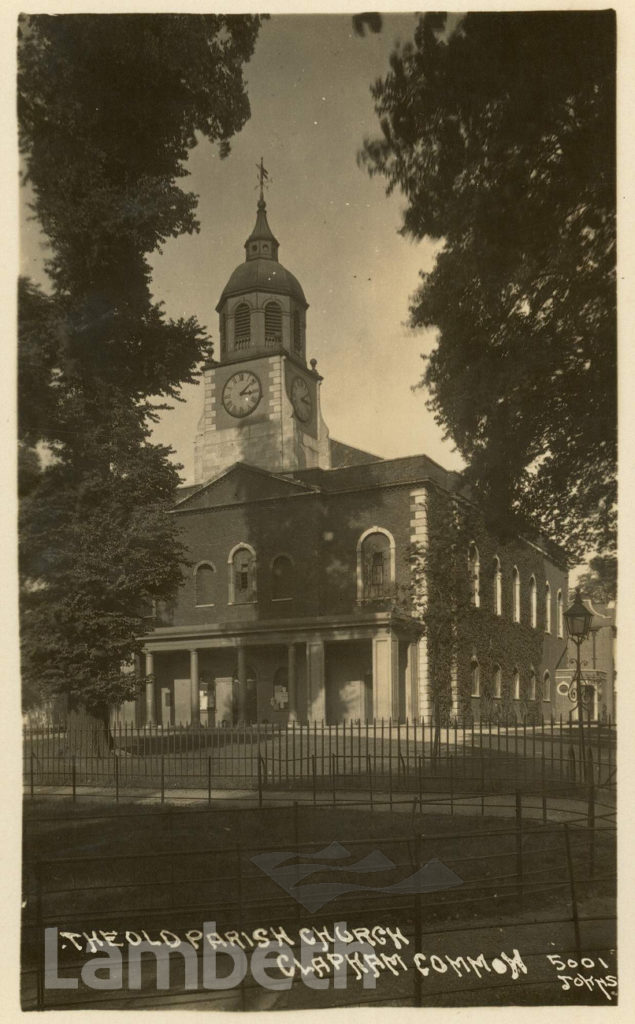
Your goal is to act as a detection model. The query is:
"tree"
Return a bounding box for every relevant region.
[18,14,263,719]
[575,554,617,605]
[360,12,616,560]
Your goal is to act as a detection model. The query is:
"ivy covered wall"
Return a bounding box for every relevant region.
[409,484,568,724]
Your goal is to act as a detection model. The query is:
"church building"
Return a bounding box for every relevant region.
[131,186,569,729]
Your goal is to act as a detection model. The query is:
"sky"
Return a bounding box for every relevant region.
[20,12,464,485]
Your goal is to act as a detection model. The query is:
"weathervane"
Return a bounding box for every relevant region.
[256,157,271,201]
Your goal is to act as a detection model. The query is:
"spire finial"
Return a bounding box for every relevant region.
[256,157,269,204]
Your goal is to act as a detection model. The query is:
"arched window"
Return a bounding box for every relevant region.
[264,301,282,346]
[271,555,294,600]
[557,589,564,637]
[234,303,251,350]
[512,566,521,623]
[529,575,537,628]
[543,670,551,702]
[470,657,480,697]
[357,528,395,602]
[468,542,480,607]
[529,666,537,701]
[493,663,502,699]
[293,310,302,354]
[228,543,256,604]
[195,563,215,606]
[545,581,552,633]
[493,556,502,615]
[512,666,521,700]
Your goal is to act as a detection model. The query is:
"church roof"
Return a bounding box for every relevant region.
[216,193,307,310]
[216,257,307,310]
[292,453,464,494]
[329,438,383,468]
[245,197,279,258]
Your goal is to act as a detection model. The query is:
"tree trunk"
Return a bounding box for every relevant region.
[66,706,113,757]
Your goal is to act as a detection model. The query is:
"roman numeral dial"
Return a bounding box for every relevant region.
[222,371,262,418]
[291,376,313,423]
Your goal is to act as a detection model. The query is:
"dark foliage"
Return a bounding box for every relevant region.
[18,14,263,713]
[361,12,616,560]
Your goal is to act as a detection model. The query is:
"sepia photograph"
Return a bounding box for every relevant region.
[16,4,618,1012]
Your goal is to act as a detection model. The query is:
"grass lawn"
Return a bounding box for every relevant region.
[21,800,616,1010]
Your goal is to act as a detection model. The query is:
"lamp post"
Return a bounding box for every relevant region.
[563,587,594,781]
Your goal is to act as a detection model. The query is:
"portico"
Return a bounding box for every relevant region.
[137,612,423,727]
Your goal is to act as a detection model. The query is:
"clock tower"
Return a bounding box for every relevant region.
[194,183,331,482]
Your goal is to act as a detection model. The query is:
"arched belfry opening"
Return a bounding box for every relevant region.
[194,166,331,482]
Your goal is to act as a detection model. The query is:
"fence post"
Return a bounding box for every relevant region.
[587,748,595,879]
[388,753,393,812]
[208,755,212,807]
[36,859,44,1010]
[480,754,485,816]
[30,751,34,799]
[413,834,423,1007]
[449,756,454,815]
[115,753,119,804]
[257,756,263,809]
[608,715,613,789]
[516,791,523,908]
[368,753,373,812]
[417,755,423,814]
[72,754,77,803]
[235,845,246,1011]
[160,753,165,805]
[331,753,336,807]
[312,754,317,808]
[563,823,582,954]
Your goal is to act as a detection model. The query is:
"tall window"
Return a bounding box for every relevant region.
[264,301,282,346]
[470,658,480,697]
[271,555,294,600]
[468,542,480,607]
[529,575,537,628]
[234,303,251,350]
[228,544,256,604]
[512,566,520,623]
[293,310,302,354]
[219,312,226,357]
[529,667,537,701]
[543,670,551,702]
[545,581,552,633]
[358,528,395,601]
[493,663,502,699]
[557,589,564,637]
[512,667,521,700]
[493,556,502,615]
[195,563,215,606]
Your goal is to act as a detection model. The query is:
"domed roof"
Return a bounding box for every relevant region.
[216,257,307,311]
[216,192,308,311]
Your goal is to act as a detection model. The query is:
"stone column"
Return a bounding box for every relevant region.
[287,643,297,723]
[190,649,200,727]
[237,645,247,723]
[416,636,434,721]
[372,632,399,721]
[306,639,325,722]
[144,651,155,727]
[406,641,419,720]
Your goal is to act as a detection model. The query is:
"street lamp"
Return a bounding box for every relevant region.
[564,587,594,780]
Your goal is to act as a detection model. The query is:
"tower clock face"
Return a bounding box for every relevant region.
[291,376,312,422]
[222,371,262,418]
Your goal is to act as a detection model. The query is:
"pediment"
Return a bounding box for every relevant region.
[173,462,317,512]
